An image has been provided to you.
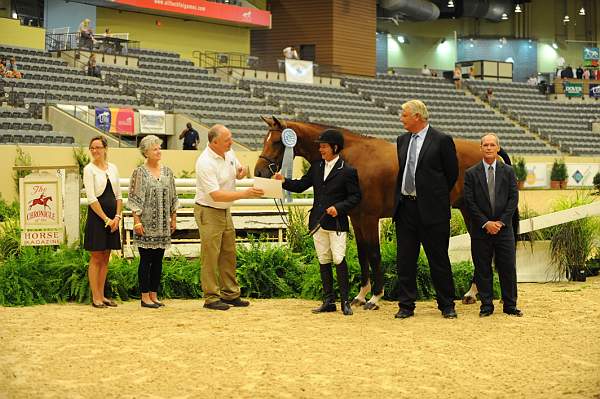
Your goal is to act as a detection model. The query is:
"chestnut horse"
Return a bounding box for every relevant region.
[254,117,485,309]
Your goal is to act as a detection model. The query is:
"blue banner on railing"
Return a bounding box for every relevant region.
[589,84,600,99]
[95,107,111,131]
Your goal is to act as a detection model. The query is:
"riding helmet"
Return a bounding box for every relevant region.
[315,129,344,152]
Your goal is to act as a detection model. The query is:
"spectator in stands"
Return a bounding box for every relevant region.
[79,18,95,50]
[0,57,6,77]
[87,54,101,78]
[5,56,23,79]
[469,66,475,79]
[431,69,438,77]
[421,64,431,76]
[583,68,590,80]
[282,46,299,60]
[527,75,537,85]
[561,66,574,79]
[83,136,122,308]
[194,124,263,310]
[179,122,199,150]
[576,65,584,79]
[128,135,179,309]
[486,87,493,103]
[453,66,462,90]
[464,133,521,318]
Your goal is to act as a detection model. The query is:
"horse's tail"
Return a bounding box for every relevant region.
[498,147,520,241]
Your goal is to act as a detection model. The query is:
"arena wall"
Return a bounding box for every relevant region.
[0,17,45,49]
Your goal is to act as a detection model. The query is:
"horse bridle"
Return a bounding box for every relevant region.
[258,155,280,175]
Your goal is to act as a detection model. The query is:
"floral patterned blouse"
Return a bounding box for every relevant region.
[128,164,179,249]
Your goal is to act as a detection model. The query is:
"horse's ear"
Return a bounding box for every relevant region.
[272,116,286,129]
[260,115,273,127]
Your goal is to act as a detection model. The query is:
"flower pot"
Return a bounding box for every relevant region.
[560,179,568,189]
[568,268,587,282]
[550,180,561,189]
[517,180,525,190]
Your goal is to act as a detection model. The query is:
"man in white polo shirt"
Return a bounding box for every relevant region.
[195,124,263,311]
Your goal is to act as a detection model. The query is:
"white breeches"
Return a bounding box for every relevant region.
[313,229,347,265]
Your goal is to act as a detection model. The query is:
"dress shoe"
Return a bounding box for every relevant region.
[479,309,494,317]
[203,300,230,311]
[504,308,523,317]
[92,302,107,308]
[312,301,336,313]
[442,309,458,319]
[152,301,165,307]
[141,300,160,309]
[221,297,250,307]
[102,299,118,307]
[394,309,414,319]
[341,301,353,316]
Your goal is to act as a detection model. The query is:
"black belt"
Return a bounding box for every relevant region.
[401,194,417,201]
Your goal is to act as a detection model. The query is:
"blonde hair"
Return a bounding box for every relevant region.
[139,135,162,158]
[401,99,429,121]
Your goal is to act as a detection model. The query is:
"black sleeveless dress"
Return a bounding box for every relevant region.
[84,178,121,251]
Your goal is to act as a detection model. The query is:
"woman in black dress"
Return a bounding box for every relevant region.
[83,136,123,308]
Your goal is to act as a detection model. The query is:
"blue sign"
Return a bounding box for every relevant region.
[95,107,111,131]
[589,84,600,99]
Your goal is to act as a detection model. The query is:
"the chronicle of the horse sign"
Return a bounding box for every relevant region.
[19,173,64,246]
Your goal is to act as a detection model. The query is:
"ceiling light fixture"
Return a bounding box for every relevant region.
[501,13,508,20]
[447,0,454,8]
[579,7,585,16]
[515,4,522,13]
[563,15,570,23]
[397,35,405,43]
[552,42,558,49]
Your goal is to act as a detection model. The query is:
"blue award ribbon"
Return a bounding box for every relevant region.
[280,128,297,203]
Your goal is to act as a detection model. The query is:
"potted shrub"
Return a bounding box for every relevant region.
[513,157,527,190]
[549,194,600,281]
[550,159,568,189]
[593,171,600,195]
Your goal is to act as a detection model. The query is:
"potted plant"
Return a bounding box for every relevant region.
[593,171,600,195]
[550,159,568,189]
[549,194,600,281]
[513,157,527,189]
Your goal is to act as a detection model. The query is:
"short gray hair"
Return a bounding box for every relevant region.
[481,132,500,146]
[207,124,228,143]
[139,135,162,157]
[401,99,429,121]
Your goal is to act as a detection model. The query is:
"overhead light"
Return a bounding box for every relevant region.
[447,0,454,8]
[501,13,508,20]
[552,42,558,49]
[11,11,17,19]
[579,7,585,16]
[563,15,570,23]
[515,4,522,13]
[397,35,405,43]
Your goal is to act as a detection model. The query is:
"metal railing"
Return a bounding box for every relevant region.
[193,50,259,70]
[45,32,140,56]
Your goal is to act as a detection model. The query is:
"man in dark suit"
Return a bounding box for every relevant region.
[464,133,522,317]
[274,129,361,315]
[393,99,459,319]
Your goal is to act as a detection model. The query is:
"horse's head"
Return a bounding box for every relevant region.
[254,116,288,178]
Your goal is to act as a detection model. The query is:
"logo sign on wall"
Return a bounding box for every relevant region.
[139,110,166,134]
[522,163,549,188]
[565,82,583,97]
[583,47,599,67]
[285,59,314,84]
[108,108,135,135]
[589,84,600,99]
[95,107,111,131]
[567,164,600,187]
[19,173,64,246]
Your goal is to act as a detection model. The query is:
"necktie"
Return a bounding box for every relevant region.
[487,165,495,212]
[404,135,418,194]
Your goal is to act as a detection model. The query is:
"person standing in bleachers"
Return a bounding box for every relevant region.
[421,64,431,76]
[83,136,122,308]
[79,18,95,50]
[87,54,101,78]
[179,122,199,150]
[453,66,462,90]
[128,135,179,309]
[282,46,299,60]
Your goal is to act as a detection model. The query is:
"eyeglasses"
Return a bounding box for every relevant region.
[89,146,105,150]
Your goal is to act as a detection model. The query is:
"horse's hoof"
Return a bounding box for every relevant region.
[351,298,366,307]
[461,296,476,305]
[363,302,379,310]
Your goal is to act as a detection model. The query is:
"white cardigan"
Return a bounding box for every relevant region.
[83,162,122,204]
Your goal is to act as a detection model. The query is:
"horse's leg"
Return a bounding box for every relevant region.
[459,207,478,304]
[363,216,384,310]
[350,222,371,307]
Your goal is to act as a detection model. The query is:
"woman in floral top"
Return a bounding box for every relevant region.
[128,135,179,309]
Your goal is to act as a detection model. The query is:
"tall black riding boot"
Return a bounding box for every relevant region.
[336,258,353,316]
[312,263,336,313]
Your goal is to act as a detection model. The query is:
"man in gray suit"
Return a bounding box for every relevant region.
[464,133,522,317]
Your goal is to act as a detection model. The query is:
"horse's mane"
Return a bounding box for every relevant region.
[284,119,379,140]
